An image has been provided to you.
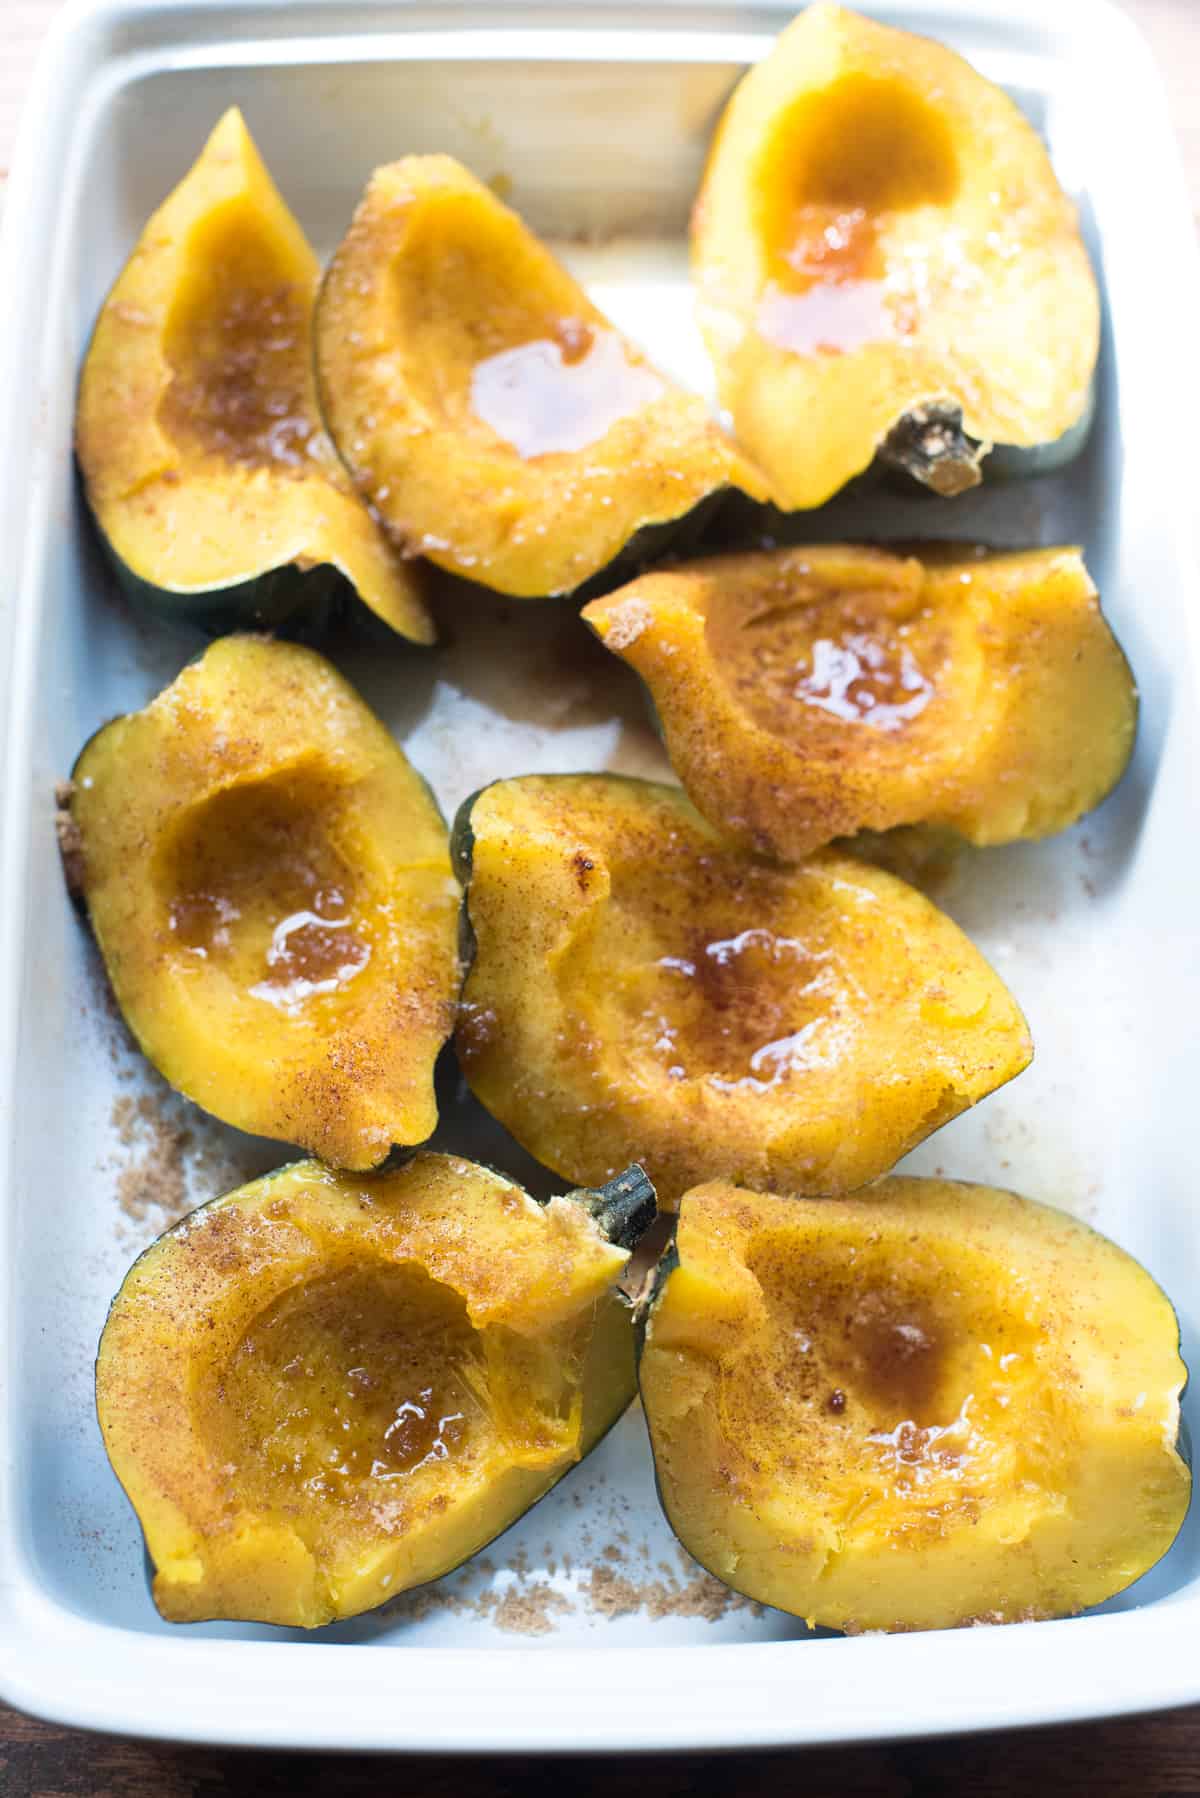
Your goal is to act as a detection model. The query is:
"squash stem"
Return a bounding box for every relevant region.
[570,1164,658,1250]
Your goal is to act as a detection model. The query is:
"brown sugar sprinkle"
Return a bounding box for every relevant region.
[387,1542,762,1636]
[107,1087,256,1231]
[483,1582,571,1637]
[111,1093,192,1225]
[54,779,86,897]
[587,1558,759,1624]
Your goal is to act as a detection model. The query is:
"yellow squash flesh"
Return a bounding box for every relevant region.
[69,636,459,1169]
[693,4,1100,506]
[584,544,1136,859]
[454,775,1031,1206]
[96,1155,642,1627]
[640,1179,1191,1632]
[314,156,768,599]
[75,108,432,640]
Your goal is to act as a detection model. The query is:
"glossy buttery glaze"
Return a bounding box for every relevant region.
[470,320,666,458]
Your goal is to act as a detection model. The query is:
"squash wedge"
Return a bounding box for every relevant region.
[692,4,1100,506]
[583,544,1136,859]
[315,155,768,599]
[97,1155,656,1626]
[66,636,459,1169]
[640,1178,1191,1632]
[76,108,433,640]
[453,774,1031,1206]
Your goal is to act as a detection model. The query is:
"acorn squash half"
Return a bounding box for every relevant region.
[96,1153,656,1627]
[75,108,433,641]
[66,636,459,1169]
[452,775,1030,1206]
[639,1178,1191,1633]
[692,4,1100,506]
[583,544,1136,860]
[314,155,768,600]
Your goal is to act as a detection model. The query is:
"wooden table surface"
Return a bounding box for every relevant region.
[2,2,1198,1791]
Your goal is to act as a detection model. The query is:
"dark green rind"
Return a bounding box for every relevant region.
[556,489,740,607]
[985,379,1097,479]
[632,1230,679,1364]
[449,789,482,891]
[634,1198,1192,1633]
[449,790,481,973]
[95,1158,644,1630]
[80,465,436,648]
[108,554,354,640]
[83,468,354,641]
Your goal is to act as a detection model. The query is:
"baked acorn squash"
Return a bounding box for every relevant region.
[452,775,1030,1206]
[692,4,1100,506]
[639,1178,1191,1633]
[96,1153,656,1627]
[313,155,767,600]
[583,544,1136,859]
[66,636,459,1169]
[75,108,433,641]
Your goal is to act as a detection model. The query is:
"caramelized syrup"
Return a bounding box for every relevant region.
[469,322,665,457]
[794,632,933,728]
[165,780,370,1011]
[250,899,371,1009]
[757,277,893,356]
[162,280,319,470]
[654,927,847,1089]
[213,1266,481,1507]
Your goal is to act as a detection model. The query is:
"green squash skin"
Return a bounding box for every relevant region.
[94,537,356,639]
[984,379,1097,480]
[634,1201,1192,1632]
[449,794,481,973]
[77,445,368,642]
[75,368,436,649]
[99,1158,659,1629]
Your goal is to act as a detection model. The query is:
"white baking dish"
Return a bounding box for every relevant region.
[1,0,1199,1752]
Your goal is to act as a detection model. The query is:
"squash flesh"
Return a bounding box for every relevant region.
[70,636,459,1169]
[96,1156,640,1627]
[454,775,1030,1205]
[693,4,1100,506]
[641,1180,1191,1632]
[75,107,432,640]
[583,545,1136,858]
[314,156,767,598]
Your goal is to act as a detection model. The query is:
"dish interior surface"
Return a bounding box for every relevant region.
[1,0,1199,1748]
